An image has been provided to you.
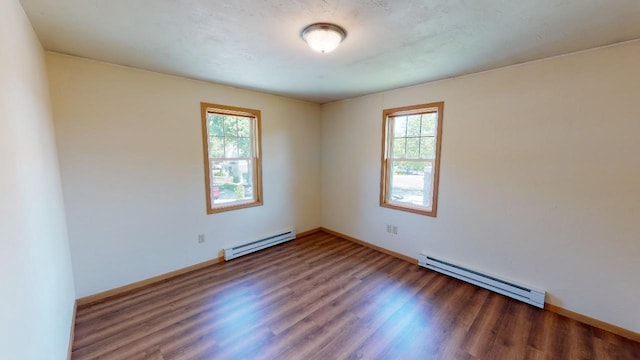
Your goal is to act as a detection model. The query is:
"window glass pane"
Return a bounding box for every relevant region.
[406,115,421,137]
[420,137,436,159]
[423,162,434,208]
[405,138,420,158]
[392,138,406,158]
[210,159,253,205]
[224,137,238,158]
[393,116,407,138]
[209,136,225,158]
[237,117,251,137]
[389,161,432,209]
[208,114,225,136]
[237,137,251,157]
[223,116,238,137]
[421,113,437,136]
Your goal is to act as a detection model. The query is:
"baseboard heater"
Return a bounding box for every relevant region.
[224,229,296,261]
[417,253,545,308]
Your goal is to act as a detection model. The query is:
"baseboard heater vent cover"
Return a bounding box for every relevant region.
[224,229,296,261]
[417,253,545,308]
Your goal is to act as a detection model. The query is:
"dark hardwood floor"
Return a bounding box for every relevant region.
[72,231,640,359]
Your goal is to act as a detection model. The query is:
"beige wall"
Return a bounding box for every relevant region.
[321,40,640,333]
[47,54,322,297]
[0,1,76,359]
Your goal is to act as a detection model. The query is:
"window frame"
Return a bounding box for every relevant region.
[380,101,444,217]
[201,102,263,214]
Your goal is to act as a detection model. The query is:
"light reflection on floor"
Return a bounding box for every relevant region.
[371,285,435,358]
[206,280,268,356]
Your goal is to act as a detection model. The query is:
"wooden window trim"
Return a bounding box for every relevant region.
[380,102,444,217]
[201,102,263,214]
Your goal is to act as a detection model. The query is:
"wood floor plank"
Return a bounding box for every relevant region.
[72,231,640,359]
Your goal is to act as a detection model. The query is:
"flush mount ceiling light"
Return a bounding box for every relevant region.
[301,23,347,54]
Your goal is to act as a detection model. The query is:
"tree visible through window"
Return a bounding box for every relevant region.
[380,102,444,216]
[201,102,263,213]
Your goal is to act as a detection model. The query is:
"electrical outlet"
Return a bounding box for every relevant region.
[198,234,205,244]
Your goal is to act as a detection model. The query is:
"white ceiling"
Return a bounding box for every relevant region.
[20,0,640,103]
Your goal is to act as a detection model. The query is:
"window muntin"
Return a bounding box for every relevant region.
[201,103,263,213]
[381,102,444,216]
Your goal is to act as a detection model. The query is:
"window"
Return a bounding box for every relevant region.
[201,102,263,213]
[380,102,444,216]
